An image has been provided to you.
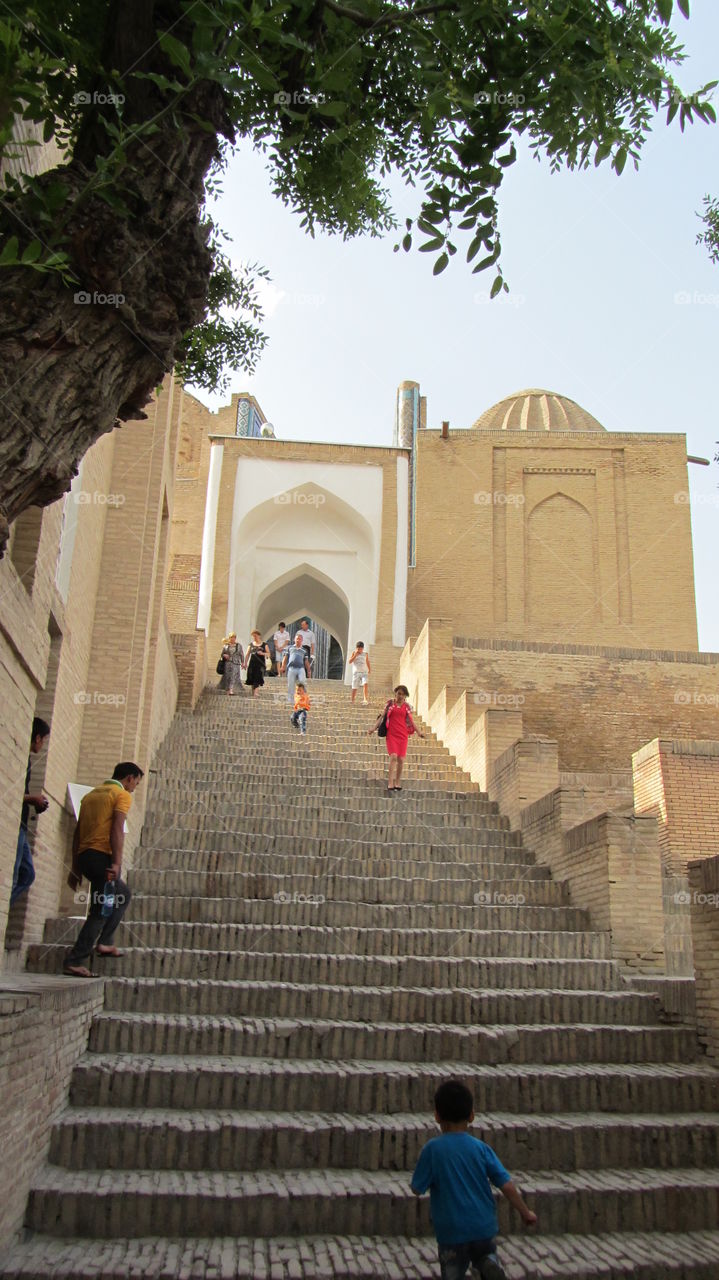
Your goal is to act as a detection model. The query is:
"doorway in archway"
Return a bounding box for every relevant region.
[285,617,343,680]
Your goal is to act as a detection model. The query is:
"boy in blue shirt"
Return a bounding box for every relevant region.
[411,1078,537,1280]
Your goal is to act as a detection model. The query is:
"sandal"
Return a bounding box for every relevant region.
[96,945,123,957]
[62,963,93,978]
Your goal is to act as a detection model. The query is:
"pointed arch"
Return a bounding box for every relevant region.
[526,492,598,627]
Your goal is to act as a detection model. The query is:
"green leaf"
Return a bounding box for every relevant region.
[315,100,348,117]
[433,252,449,275]
[656,0,672,23]
[0,235,19,265]
[158,32,192,78]
[490,274,503,298]
[677,0,690,16]
[402,232,412,251]
[419,236,445,252]
[21,240,42,263]
[614,147,627,174]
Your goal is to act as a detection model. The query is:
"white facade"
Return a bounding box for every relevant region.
[198,452,408,680]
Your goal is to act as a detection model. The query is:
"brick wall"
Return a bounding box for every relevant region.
[633,739,719,874]
[452,637,719,771]
[411,429,698,651]
[688,853,719,1063]
[0,977,103,1248]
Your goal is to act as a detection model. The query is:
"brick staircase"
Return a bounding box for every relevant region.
[4,680,719,1278]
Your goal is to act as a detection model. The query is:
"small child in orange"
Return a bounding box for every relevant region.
[291,684,311,735]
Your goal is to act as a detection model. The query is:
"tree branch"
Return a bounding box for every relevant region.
[321,0,458,30]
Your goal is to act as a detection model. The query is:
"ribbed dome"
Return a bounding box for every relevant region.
[472,389,605,433]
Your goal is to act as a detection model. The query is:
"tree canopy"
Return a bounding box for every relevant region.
[0,0,714,546]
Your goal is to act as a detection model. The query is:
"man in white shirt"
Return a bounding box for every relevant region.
[349,642,371,705]
[296,619,315,677]
[273,622,289,673]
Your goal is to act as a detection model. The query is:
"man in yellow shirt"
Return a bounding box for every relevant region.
[63,762,143,978]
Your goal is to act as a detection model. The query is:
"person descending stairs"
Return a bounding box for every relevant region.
[4,681,719,1278]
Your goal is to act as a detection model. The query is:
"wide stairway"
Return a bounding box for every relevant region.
[5,681,719,1278]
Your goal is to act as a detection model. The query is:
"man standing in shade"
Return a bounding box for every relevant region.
[11,717,51,906]
[63,761,143,978]
[281,633,311,705]
[296,619,315,676]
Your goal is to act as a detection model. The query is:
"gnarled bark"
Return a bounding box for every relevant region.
[0,2,229,553]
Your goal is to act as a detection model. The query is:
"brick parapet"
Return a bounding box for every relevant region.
[688,853,719,1063]
[0,976,103,1248]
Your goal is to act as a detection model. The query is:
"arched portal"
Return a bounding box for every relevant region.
[224,473,378,680]
[256,565,350,673]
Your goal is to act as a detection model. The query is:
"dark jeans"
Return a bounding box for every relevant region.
[10,827,34,905]
[437,1239,506,1280]
[291,708,308,732]
[66,849,131,965]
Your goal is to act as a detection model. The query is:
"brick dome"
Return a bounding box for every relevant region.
[472,388,606,433]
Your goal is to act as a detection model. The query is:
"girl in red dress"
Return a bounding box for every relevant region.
[368,684,425,791]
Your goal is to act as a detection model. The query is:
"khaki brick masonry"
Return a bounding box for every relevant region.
[0,976,103,1249]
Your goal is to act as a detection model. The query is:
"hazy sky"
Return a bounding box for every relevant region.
[190,3,719,650]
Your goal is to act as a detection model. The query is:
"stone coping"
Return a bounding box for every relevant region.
[453,636,719,664]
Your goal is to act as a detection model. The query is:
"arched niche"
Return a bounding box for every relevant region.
[526,492,598,628]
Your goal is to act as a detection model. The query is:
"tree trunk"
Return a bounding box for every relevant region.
[0,18,228,553]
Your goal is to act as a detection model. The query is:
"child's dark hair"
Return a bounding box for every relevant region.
[355,641,364,648]
[435,1079,473,1123]
[394,684,409,697]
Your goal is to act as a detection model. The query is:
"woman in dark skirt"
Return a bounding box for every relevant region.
[244,629,271,698]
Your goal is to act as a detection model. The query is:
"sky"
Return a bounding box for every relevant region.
[189,3,719,651]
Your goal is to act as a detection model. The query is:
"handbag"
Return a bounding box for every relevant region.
[216,656,225,675]
[377,701,391,738]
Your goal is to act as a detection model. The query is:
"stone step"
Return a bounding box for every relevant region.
[131,849,547,880]
[163,760,462,781]
[90,975,658,1022]
[144,789,500,818]
[141,822,523,853]
[5,1230,719,1280]
[124,869,564,907]
[137,832,526,862]
[28,948,625,994]
[24,1165,719,1238]
[144,801,510,833]
[49,1107,719,1174]
[154,777,482,800]
[87,1011,700,1065]
[41,919,611,960]
[72,1054,719,1117]
[123,894,592,931]
[155,779,480,800]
